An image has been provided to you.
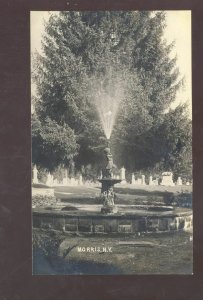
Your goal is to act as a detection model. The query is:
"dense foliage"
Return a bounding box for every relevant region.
[32,11,192,179]
[32,115,78,171]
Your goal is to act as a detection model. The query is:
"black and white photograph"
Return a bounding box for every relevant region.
[31,10,192,275]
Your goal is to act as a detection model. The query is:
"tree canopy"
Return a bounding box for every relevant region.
[32,11,192,179]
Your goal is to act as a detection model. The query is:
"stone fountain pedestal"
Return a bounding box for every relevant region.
[99,145,121,214]
[99,178,121,214]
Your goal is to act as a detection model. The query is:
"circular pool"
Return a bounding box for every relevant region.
[33,203,192,234]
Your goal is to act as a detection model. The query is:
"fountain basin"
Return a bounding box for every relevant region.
[33,205,192,234]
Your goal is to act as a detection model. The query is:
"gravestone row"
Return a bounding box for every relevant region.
[32,165,191,187]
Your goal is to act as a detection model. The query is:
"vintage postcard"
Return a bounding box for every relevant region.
[31,10,192,275]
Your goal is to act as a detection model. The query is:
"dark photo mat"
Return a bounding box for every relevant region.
[0,0,202,299]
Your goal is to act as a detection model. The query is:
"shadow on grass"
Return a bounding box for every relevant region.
[114,187,172,197]
[33,248,121,275]
[32,183,52,189]
[58,197,102,204]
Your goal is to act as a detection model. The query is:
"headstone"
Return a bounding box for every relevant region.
[137,178,142,185]
[177,177,182,186]
[70,160,75,177]
[141,175,146,185]
[70,177,78,186]
[153,179,158,186]
[33,165,38,184]
[120,167,126,180]
[64,169,68,178]
[149,176,153,186]
[79,175,83,185]
[46,172,53,187]
[120,167,127,184]
[160,172,175,186]
[186,181,190,186]
[62,177,68,185]
[131,174,136,185]
[53,179,58,186]
[70,178,74,186]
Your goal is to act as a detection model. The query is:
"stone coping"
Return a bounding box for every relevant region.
[33,207,192,218]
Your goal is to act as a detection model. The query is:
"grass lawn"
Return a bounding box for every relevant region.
[33,229,193,275]
[53,184,192,206]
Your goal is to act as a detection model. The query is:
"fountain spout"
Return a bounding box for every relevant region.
[103,145,113,179]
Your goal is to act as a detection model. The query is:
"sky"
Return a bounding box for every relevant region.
[31,11,192,118]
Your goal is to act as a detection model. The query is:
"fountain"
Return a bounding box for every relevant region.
[32,85,192,235]
[95,86,123,214]
[99,141,121,214]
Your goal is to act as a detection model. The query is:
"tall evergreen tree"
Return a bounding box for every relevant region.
[32,11,191,176]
